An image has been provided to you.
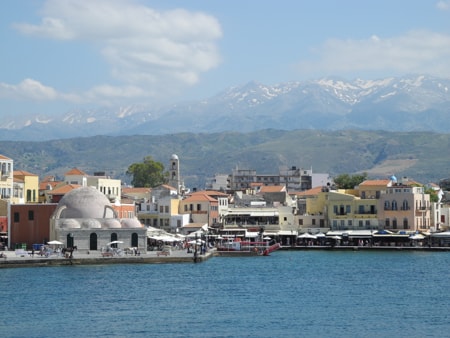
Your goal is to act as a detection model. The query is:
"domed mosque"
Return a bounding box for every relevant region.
[50,186,147,252]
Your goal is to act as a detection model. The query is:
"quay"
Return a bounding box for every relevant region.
[0,249,214,269]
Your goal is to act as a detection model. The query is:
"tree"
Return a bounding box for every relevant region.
[126,156,168,188]
[334,173,368,189]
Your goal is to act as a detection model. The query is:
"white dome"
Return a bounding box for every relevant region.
[57,186,113,219]
[170,154,179,160]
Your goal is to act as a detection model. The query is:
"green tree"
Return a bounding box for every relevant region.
[126,156,168,187]
[334,172,368,189]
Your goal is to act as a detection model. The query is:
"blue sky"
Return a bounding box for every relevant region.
[1,0,450,119]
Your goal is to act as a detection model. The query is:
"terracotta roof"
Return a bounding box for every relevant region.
[293,186,323,197]
[0,154,12,160]
[260,185,286,193]
[39,180,63,190]
[65,168,87,176]
[13,170,37,177]
[359,179,390,186]
[183,193,217,202]
[47,184,81,195]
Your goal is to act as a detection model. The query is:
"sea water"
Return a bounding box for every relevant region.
[1,250,449,338]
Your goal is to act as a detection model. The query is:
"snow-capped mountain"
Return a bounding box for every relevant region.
[1,74,449,141]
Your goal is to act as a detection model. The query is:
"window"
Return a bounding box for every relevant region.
[403,218,408,229]
[358,205,364,214]
[392,200,398,210]
[159,206,163,213]
[320,219,324,227]
[312,219,316,226]
[28,210,34,221]
[348,220,352,226]
[165,206,169,213]
[333,205,338,214]
[385,218,390,227]
[346,205,351,214]
[392,219,397,229]
[14,212,19,222]
[197,204,201,211]
[359,220,363,227]
[402,200,409,210]
[384,201,390,210]
[365,220,370,227]
[299,219,303,226]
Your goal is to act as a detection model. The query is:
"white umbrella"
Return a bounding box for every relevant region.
[263,236,272,240]
[107,241,124,245]
[47,240,63,245]
[297,233,317,239]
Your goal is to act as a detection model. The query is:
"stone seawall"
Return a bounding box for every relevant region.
[0,250,212,269]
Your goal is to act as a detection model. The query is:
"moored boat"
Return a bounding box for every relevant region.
[215,240,281,256]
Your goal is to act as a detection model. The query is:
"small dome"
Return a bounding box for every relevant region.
[170,154,179,160]
[57,186,112,219]
[121,218,144,228]
[103,219,122,229]
[60,219,80,229]
[81,219,102,229]
[390,175,397,182]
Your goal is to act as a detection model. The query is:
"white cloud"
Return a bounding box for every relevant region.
[436,1,450,10]
[0,79,58,100]
[0,78,84,104]
[296,30,450,78]
[12,0,222,102]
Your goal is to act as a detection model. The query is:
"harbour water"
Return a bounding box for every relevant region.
[1,250,449,338]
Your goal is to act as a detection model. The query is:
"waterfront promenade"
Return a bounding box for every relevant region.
[0,248,213,268]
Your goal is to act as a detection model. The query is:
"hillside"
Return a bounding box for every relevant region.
[0,129,448,188]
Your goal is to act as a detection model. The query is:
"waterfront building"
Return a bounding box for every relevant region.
[50,186,146,252]
[0,155,13,201]
[179,191,220,227]
[9,203,58,248]
[12,170,39,204]
[378,182,431,232]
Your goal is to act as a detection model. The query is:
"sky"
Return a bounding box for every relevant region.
[1,0,450,119]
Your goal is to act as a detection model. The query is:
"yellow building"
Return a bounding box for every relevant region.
[12,170,39,204]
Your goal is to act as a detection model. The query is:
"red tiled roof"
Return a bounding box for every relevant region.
[39,180,62,190]
[47,184,81,195]
[183,193,217,202]
[65,168,87,176]
[13,170,38,177]
[359,179,390,186]
[0,154,12,160]
[293,186,323,197]
[260,185,286,193]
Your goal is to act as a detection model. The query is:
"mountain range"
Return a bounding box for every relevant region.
[1,74,449,141]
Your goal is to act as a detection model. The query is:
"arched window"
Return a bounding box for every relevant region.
[131,233,138,247]
[384,201,390,210]
[402,200,409,210]
[90,233,98,250]
[403,218,408,229]
[110,233,118,248]
[392,218,397,229]
[392,200,398,211]
[385,218,390,227]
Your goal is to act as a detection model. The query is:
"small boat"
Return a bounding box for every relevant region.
[216,240,281,256]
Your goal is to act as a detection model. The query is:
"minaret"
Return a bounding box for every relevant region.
[168,154,181,193]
